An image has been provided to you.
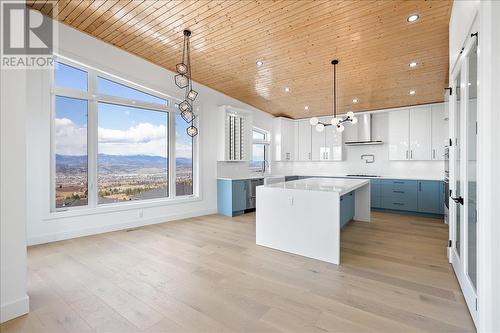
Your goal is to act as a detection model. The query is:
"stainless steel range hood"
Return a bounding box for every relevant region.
[344,114,383,146]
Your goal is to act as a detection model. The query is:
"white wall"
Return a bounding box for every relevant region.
[26,20,271,245]
[273,109,445,179]
[449,1,500,332]
[1,69,29,322]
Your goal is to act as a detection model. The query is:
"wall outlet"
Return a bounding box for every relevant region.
[288,197,294,206]
[138,210,144,218]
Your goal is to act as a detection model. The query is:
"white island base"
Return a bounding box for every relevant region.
[256,178,370,265]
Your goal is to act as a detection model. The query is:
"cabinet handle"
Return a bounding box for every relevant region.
[432,149,436,159]
[394,181,405,184]
[393,202,404,206]
[309,152,311,160]
[419,182,422,191]
[410,150,413,159]
[406,150,409,159]
[393,190,404,194]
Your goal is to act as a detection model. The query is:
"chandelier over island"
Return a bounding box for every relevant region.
[175,29,198,137]
[309,59,358,132]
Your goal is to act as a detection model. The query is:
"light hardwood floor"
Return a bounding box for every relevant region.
[1,211,475,332]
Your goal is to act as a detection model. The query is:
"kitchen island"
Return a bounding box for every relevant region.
[256,177,370,265]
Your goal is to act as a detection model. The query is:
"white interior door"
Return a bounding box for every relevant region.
[449,29,478,326]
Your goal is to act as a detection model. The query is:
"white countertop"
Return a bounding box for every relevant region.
[262,177,369,196]
[217,174,443,181]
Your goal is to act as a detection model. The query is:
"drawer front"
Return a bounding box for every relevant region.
[381,196,417,211]
[381,180,417,198]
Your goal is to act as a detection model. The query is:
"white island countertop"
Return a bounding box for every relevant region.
[263,177,369,196]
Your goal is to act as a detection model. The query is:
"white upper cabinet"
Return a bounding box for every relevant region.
[297,119,312,161]
[431,104,448,160]
[310,117,343,161]
[388,104,444,161]
[325,127,343,161]
[409,106,432,160]
[388,109,410,160]
[273,117,296,161]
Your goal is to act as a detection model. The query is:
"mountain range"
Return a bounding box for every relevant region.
[56,154,192,173]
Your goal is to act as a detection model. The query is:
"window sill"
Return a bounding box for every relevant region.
[44,195,201,221]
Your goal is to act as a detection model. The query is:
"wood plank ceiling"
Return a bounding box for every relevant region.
[27,0,452,119]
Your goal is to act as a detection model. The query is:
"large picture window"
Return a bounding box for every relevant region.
[98,103,168,203]
[52,58,197,212]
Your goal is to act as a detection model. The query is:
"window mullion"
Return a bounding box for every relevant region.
[87,70,98,208]
[169,112,176,198]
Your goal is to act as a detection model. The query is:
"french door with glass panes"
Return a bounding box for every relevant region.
[449,21,478,326]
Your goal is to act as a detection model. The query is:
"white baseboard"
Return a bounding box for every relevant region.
[0,295,29,323]
[27,209,217,246]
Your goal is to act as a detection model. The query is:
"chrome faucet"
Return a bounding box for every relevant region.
[361,154,375,163]
[262,160,270,175]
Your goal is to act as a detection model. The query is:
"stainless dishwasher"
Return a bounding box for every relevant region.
[247,178,264,210]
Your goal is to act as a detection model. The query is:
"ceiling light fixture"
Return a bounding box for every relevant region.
[407,14,419,23]
[256,60,263,66]
[352,98,358,103]
[309,60,358,133]
[284,87,290,92]
[409,61,418,68]
[304,105,309,110]
[409,90,416,95]
[175,29,198,137]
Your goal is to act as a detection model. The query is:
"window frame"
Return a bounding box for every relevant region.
[50,56,199,214]
[250,127,270,173]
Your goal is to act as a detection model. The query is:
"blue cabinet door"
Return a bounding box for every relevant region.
[417,181,441,214]
[340,192,354,228]
[217,179,233,216]
[370,179,381,208]
[232,180,247,213]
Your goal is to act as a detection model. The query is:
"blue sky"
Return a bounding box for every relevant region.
[54,62,192,157]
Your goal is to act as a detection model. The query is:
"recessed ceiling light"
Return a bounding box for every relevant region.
[284,87,290,92]
[409,61,418,68]
[304,105,309,110]
[409,90,416,95]
[407,14,419,23]
[352,98,358,103]
[256,60,263,66]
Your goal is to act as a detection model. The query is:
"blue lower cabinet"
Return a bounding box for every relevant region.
[232,180,248,213]
[380,179,418,211]
[370,179,381,208]
[417,181,441,214]
[340,191,355,228]
[217,179,248,217]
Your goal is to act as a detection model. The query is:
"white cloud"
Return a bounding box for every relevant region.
[98,123,167,157]
[55,118,87,155]
[56,119,188,158]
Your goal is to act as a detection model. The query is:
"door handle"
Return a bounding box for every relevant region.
[406,150,408,159]
[451,196,464,205]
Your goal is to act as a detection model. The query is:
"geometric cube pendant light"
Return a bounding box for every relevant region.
[175,29,198,136]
